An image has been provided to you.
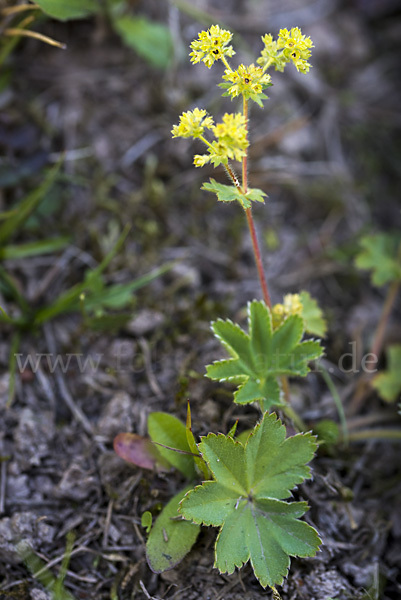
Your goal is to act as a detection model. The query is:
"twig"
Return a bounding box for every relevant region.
[370,280,400,361]
[138,337,164,398]
[102,500,114,549]
[139,580,160,600]
[43,323,94,437]
[3,28,66,49]
[1,4,40,16]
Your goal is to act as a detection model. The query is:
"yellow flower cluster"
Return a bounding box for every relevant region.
[257,28,313,74]
[257,34,287,72]
[194,113,248,167]
[222,64,272,103]
[171,108,214,139]
[190,24,235,68]
[277,27,313,73]
[272,293,303,329]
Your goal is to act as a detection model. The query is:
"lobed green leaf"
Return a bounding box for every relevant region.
[206,301,323,410]
[372,344,401,403]
[202,179,266,210]
[180,413,321,588]
[355,233,401,287]
[299,291,327,337]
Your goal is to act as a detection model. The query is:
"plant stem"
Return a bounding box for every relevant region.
[245,208,272,308]
[270,586,282,600]
[242,97,249,195]
[281,402,307,433]
[320,365,348,443]
[370,280,400,361]
[242,96,272,308]
[344,428,401,443]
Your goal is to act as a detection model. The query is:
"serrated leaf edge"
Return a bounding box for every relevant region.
[210,318,250,359]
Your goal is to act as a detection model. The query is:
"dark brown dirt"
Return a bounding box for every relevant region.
[0,1,400,599]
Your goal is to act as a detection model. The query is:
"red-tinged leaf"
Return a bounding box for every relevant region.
[113,432,168,471]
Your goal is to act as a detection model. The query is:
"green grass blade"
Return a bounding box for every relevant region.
[0,161,61,246]
[0,236,70,260]
[320,365,348,443]
[7,332,21,408]
[0,265,30,314]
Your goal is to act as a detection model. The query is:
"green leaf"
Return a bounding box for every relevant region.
[113,432,170,472]
[0,237,70,260]
[180,413,321,588]
[355,233,401,287]
[148,413,196,479]
[312,419,340,445]
[0,162,61,246]
[206,301,323,410]
[202,179,266,210]
[202,179,242,203]
[35,0,98,20]
[17,536,76,600]
[141,511,152,534]
[246,188,267,204]
[146,486,200,573]
[33,258,171,325]
[299,291,327,337]
[113,16,173,69]
[372,345,401,403]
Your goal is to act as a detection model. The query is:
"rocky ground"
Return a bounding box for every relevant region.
[0,0,400,599]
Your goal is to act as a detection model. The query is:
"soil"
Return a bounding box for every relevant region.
[0,1,400,599]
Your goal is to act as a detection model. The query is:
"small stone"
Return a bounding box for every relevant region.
[0,373,10,409]
[7,474,30,500]
[14,408,55,468]
[55,460,98,501]
[30,588,52,600]
[97,391,133,439]
[126,309,165,336]
[0,512,55,564]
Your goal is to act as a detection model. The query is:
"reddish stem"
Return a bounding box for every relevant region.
[245,208,272,308]
[242,97,272,308]
[370,280,400,361]
[225,99,272,308]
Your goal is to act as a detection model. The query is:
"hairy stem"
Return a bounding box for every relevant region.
[242,97,249,194]
[245,209,272,308]
[241,97,272,308]
[225,163,241,190]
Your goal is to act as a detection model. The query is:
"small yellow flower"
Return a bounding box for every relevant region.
[257,34,287,72]
[277,27,313,74]
[193,113,249,168]
[190,24,235,68]
[272,293,303,328]
[193,154,209,167]
[171,108,214,139]
[213,113,248,162]
[222,64,272,103]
